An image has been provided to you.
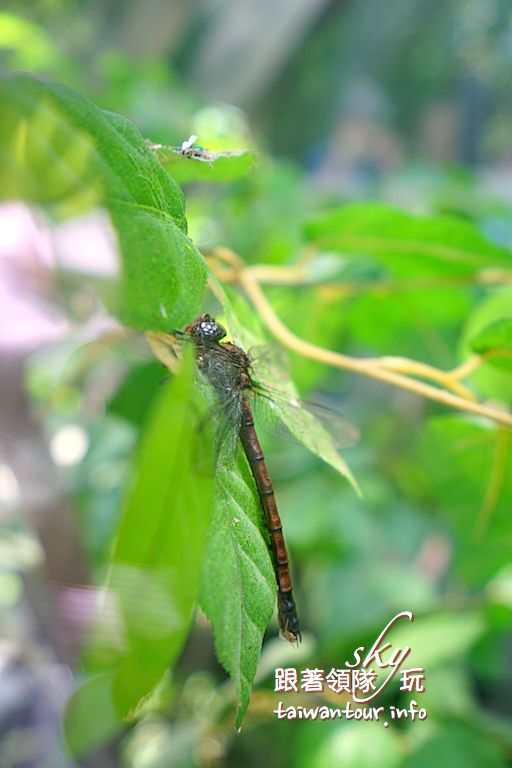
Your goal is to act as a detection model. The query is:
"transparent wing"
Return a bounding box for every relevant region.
[247,343,292,386]
[234,337,359,489]
[251,384,359,450]
[250,384,359,491]
[247,341,359,449]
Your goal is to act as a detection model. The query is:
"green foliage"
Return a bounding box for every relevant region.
[470,318,512,371]
[402,722,507,768]
[299,722,402,768]
[65,352,213,754]
[3,65,512,767]
[419,416,512,584]
[460,288,512,400]
[0,73,207,329]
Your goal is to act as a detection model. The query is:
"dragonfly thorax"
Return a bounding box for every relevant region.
[184,315,253,398]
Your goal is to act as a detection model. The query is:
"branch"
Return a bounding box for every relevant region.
[203,248,512,429]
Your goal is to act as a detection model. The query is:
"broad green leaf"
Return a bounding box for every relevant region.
[0,73,207,328]
[199,449,275,727]
[470,318,512,371]
[346,286,472,364]
[109,350,213,716]
[418,416,512,585]
[66,352,214,747]
[459,288,512,400]
[152,145,256,183]
[219,287,360,493]
[304,203,512,276]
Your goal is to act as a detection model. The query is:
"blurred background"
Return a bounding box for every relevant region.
[1,1,512,766]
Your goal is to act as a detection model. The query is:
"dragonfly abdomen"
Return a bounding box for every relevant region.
[239,395,301,643]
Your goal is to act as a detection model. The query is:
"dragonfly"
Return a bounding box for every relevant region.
[168,313,358,644]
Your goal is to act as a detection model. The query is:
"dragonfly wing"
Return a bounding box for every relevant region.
[251,384,359,449]
[250,384,360,493]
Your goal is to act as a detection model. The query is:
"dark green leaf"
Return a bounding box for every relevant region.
[347,286,471,364]
[0,73,207,328]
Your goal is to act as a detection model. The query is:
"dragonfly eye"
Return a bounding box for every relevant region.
[184,314,227,342]
[188,315,226,342]
[199,319,226,341]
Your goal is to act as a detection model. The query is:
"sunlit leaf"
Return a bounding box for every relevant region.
[299,722,402,768]
[0,73,207,329]
[388,611,484,669]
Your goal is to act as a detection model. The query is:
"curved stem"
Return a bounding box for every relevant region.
[237,269,512,428]
[203,247,512,428]
[361,355,476,400]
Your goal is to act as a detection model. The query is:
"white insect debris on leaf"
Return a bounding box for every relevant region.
[180,135,198,151]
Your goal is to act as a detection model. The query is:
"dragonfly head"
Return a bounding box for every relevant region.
[184,314,227,343]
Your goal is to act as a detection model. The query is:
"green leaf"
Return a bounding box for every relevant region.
[153,146,256,183]
[459,288,512,400]
[0,73,207,329]
[346,286,472,364]
[304,203,512,276]
[109,350,214,716]
[470,318,512,371]
[66,352,214,748]
[418,416,512,584]
[64,672,121,758]
[199,449,275,727]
